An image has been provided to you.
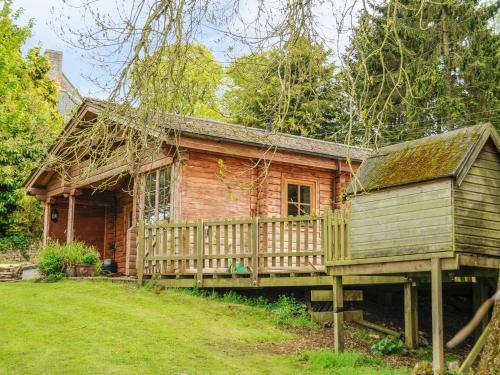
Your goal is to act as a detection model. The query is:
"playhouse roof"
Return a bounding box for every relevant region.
[346,123,499,194]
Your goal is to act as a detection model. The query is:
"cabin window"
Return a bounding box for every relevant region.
[143,167,171,223]
[285,180,315,216]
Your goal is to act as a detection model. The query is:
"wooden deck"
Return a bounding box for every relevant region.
[136,209,500,287]
[137,211,349,286]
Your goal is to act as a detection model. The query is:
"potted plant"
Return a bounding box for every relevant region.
[75,251,100,277]
[38,241,102,280]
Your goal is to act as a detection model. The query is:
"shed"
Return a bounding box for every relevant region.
[345,123,499,260]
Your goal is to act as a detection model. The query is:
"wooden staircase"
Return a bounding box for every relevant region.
[0,264,22,282]
[310,289,364,323]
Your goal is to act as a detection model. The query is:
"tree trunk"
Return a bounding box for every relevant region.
[476,285,500,374]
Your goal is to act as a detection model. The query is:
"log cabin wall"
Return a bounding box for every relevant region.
[178,147,353,220]
[180,151,254,220]
[114,190,134,273]
[48,198,107,256]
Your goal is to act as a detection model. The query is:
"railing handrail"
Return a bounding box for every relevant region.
[136,209,350,285]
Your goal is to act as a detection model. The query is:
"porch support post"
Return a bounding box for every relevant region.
[43,198,55,246]
[66,189,81,244]
[431,258,444,374]
[404,282,418,349]
[66,194,75,243]
[332,275,344,353]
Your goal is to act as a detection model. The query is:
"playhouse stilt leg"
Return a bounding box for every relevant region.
[431,258,444,374]
[404,282,418,349]
[333,275,344,353]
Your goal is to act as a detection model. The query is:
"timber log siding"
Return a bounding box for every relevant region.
[454,140,500,255]
[349,179,454,259]
[348,141,499,261]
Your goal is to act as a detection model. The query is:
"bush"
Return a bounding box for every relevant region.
[38,241,102,278]
[370,337,406,356]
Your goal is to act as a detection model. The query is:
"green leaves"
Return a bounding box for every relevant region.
[0,1,62,244]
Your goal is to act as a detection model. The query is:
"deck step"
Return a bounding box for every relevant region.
[311,289,363,302]
[311,310,363,324]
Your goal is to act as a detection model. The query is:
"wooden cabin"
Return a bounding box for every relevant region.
[24,98,369,276]
[25,99,499,373]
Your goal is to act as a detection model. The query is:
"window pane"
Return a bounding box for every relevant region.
[288,184,298,202]
[287,203,298,216]
[300,204,311,215]
[300,185,311,204]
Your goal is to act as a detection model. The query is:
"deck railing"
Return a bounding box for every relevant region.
[136,209,350,284]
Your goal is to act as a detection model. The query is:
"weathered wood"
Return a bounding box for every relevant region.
[404,283,418,349]
[355,319,400,337]
[431,258,444,373]
[459,323,490,373]
[332,275,344,352]
[473,279,489,339]
[311,310,363,324]
[311,289,363,302]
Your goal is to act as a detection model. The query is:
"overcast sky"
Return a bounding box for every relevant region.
[14,0,359,98]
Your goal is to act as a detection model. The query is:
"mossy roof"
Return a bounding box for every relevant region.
[85,98,370,161]
[346,123,499,194]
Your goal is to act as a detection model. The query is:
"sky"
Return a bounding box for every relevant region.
[13,0,359,98]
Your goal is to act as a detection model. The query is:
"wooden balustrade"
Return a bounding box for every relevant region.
[136,209,350,283]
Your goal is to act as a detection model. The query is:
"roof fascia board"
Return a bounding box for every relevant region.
[455,125,497,186]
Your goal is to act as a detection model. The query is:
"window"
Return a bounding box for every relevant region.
[143,167,171,223]
[285,180,315,216]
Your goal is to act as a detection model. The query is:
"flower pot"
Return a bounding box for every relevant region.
[74,264,96,277]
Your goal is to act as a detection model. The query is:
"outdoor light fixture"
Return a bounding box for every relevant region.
[51,209,59,223]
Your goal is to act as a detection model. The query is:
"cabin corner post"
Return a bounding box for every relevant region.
[431,258,444,374]
[404,282,418,349]
[137,221,145,285]
[332,275,344,353]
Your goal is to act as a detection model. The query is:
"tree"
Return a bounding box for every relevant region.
[0,1,62,251]
[224,37,346,139]
[345,0,500,145]
[131,43,224,120]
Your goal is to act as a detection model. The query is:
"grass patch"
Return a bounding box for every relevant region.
[168,287,317,328]
[300,350,408,375]
[0,281,408,374]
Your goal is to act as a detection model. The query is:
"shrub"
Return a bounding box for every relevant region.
[38,241,102,278]
[370,336,405,356]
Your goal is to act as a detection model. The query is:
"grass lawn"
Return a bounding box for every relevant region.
[0,281,408,374]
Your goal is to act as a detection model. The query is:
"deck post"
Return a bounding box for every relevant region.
[196,219,204,287]
[404,282,418,349]
[66,193,76,243]
[332,275,344,352]
[137,221,145,285]
[43,198,55,246]
[431,258,444,374]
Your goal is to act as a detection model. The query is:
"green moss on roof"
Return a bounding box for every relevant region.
[347,124,496,194]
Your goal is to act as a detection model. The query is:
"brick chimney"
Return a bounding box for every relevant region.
[44,49,64,84]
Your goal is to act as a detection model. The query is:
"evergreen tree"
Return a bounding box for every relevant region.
[224,37,347,139]
[0,1,62,251]
[346,0,500,145]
